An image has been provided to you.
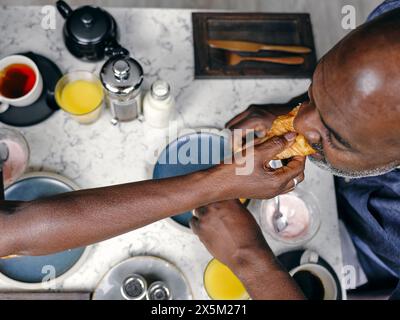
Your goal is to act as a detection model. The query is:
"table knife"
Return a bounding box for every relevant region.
[208,40,311,54]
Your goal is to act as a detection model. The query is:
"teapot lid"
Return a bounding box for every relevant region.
[65,6,115,45]
[100,55,144,95]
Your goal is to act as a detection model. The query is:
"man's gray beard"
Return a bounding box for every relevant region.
[308,155,399,179]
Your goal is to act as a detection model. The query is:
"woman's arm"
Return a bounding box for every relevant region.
[0,171,222,257]
[0,134,300,257]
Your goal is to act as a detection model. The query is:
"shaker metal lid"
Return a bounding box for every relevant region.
[151,80,171,101]
[92,256,192,300]
[100,55,144,95]
[66,6,114,45]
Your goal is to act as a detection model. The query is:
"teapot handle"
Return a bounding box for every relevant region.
[56,0,73,19]
[104,40,130,58]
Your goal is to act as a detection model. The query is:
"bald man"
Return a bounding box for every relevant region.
[191,2,400,300]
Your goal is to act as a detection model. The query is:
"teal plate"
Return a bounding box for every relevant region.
[153,131,229,228]
[0,173,86,284]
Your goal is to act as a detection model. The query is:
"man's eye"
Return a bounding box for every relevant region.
[325,131,346,151]
[325,131,335,147]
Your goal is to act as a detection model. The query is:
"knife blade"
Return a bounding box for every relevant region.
[208,40,311,54]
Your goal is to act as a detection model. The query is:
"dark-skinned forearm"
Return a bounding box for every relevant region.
[0,169,228,257]
[231,248,305,300]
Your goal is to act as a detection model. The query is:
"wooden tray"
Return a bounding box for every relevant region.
[192,12,317,79]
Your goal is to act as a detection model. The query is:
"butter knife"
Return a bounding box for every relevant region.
[208,40,311,54]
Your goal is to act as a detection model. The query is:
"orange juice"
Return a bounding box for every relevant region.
[55,72,104,124]
[204,259,249,300]
[59,79,103,115]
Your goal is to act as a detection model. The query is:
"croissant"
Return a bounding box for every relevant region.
[265,105,315,160]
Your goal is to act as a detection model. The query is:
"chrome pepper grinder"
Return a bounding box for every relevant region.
[100,55,144,124]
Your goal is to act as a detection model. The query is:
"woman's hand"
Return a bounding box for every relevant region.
[191,200,270,269]
[214,133,306,200]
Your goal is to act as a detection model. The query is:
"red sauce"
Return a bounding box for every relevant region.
[0,63,36,99]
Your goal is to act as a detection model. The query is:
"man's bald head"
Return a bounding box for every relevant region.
[294,8,400,178]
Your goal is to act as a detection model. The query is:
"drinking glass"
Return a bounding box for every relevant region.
[55,71,104,124]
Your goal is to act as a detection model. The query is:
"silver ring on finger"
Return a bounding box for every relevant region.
[293,178,298,189]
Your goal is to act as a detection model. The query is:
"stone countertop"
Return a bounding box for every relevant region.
[0,6,345,299]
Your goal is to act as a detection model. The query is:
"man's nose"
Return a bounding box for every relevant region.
[294,102,322,144]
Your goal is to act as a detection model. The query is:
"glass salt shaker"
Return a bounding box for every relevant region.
[143,80,175,128]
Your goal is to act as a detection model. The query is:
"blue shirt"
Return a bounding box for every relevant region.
[336,1,400,299]
[368,0,400,20]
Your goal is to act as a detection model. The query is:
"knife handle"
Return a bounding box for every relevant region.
[241,56,305,65]
[261,45,311,54]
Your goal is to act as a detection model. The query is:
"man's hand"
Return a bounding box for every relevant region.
[190,200,305,300]
[214,133,306,200]
[226,92,309,148]
[226,104,279,138]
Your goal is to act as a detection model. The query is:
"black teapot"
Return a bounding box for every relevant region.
[56,0,129,61]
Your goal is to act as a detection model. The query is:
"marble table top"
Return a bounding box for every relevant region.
[0,6,345,299]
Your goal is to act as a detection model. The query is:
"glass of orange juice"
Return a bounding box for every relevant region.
[55,71,104,124]
[203,258,249,300]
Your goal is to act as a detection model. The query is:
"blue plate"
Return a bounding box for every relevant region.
[153,131,229,228]
[0,174,86,284]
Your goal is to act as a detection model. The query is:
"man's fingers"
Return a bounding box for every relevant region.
[286,156,307,170]
[272,156,306,181]
[240,136,270,152]
[275,171,305,196]
[225,109,252,128]
[231,124,268,153]
[230,117,268,135]
[281,171,305,191]
[257,133,297,159]
[280,187,295,195]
